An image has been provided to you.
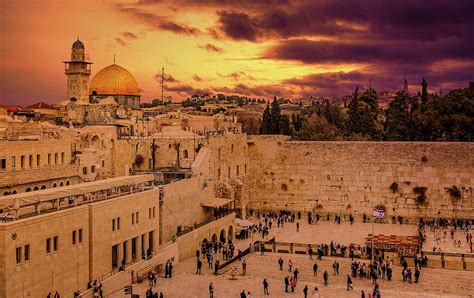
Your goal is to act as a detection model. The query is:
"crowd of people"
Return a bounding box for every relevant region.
[420,218,473,253]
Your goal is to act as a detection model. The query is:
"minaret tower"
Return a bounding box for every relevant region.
[403,77,409,94]
[63,38,92,101]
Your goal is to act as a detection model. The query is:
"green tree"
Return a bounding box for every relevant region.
[347,88,382,139]
[421,78,428,111]
[270,98,281,134]
[259,104,272,134]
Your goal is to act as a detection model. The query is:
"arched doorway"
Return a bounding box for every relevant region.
[228,226,234,243]
[211,233,218,244]
[201,238,209,252]
[219,229,226,243]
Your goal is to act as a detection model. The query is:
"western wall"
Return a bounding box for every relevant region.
[247,136,474,220]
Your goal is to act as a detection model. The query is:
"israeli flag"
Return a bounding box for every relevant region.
[373,209,385,218]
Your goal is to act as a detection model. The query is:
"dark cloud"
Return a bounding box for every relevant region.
[159,21,200,35]
[155,72,179,83]
[217,71,256,81]
[216,11,259,41]
[116,4,201,36]
[165,84,212,95]
[122,31,138,40]
[198,43,224,53]
[192,75,203,82]
[264,38,474,67]
[115,38,130,47]
[213,0,474,42]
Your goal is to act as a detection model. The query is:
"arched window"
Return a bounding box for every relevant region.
[33,186,39,191]
[53,183,57,188]
[60,182,64,187]
[183,150,189,158]
[3,191,10,196]
[26,188,32,192]
[12,190,17,194]
[41,185,46,190]
[66,181,70,186]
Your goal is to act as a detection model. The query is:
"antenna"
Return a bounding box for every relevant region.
[161,67,165,102]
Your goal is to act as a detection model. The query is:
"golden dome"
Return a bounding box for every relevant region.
[89,64,139,95]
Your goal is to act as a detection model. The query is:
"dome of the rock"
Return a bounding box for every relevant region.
[89,64,139,96]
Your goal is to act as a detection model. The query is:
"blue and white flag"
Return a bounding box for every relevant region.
[373,209,385,218]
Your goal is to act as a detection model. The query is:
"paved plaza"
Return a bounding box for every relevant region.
[109,220,473,297]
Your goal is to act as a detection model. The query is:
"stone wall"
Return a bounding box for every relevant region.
[161,177,214,243]
[247,136,474,219]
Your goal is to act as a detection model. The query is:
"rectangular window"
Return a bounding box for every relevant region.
[245,164,247,174]
[136,212,139,224]
[16,247,22,264]
[29,155,33,167]
[46,238,51,254]
[72,230,77,245]
[91,165,96,173]
[228,167,231,179]
[24,244,30,261]
[61,152,65,164]
[48,154,51,165]
[149,208,151,219]
[132,213,135,225]
[153,207,155,218]
[218,168,221,180]
[236,165,239,176]
[82,167,87,175]
[0,158,5,171]
[21,155,25,168]
[79,229,83,243]
[36,154,40,167]
[11,156,16,170]
[53,236,58,252]
[102,160,105,167]
[54,153,58,164]
[117,217,120,230]
[112,218,116,231]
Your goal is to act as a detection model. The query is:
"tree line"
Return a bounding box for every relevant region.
[259,81,473,141]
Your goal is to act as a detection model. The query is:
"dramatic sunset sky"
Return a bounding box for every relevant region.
[1,0,473,106]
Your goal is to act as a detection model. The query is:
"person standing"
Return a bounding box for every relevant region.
[284,276,289,292]
[313,262,318,276]
[303,285,309,298]
[263,279,269,295]
[312,287,319,298]
[240,290,247,298]
[290,277,296,292]
[414,268,420,283]
[288,259,293,272]
[323,271,329,286]
[197,258,202,274]
[347,275,353,290]
[242,260,247,276]
[209,283,214,298]
[361,290,365,298]
[294,268,299,282]
[278,257,284,270]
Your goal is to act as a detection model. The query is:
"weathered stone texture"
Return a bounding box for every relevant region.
[247,136,474,219]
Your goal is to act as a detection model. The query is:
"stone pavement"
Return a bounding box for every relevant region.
[422,227,473,255]
[109,221,473,297]
[110,252,474,297]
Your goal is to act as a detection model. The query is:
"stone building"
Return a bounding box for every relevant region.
[63,38,92,102]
